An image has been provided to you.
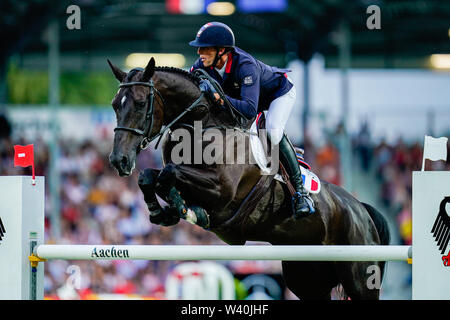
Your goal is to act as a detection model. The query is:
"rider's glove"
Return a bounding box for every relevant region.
[199,79,217,102]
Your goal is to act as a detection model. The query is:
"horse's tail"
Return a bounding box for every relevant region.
[361,202,391,293]
[362,202,391,245]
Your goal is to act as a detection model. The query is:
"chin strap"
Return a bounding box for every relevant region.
[211,47,229,69]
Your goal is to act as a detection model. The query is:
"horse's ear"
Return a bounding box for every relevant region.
[107,59,126,82]
[142,57,155,82]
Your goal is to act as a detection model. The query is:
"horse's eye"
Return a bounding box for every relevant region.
[112,101,120,110]
[136,101,146,108]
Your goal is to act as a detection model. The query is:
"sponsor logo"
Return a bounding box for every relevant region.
[0,217,4,242]
[431,197,450,266]
[243,75,253,85]
[91,246,129,259]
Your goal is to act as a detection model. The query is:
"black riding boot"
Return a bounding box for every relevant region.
[278,133,315,218]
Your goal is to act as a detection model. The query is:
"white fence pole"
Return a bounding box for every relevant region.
[0,176,45,300]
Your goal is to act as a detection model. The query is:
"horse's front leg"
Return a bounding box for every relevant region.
[138,168,180,227]
[155,163,232,229]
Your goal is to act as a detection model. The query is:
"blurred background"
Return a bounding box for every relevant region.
[0,0,449,300]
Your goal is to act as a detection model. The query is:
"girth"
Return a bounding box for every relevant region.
[210,173,275,238]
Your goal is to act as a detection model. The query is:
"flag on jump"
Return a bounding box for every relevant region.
[422,135,448,171]
[13,144,35,185]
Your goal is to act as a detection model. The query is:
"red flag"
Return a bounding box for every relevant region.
[14,144,35,184]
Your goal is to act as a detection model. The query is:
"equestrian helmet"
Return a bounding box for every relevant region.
[189,22,235,48]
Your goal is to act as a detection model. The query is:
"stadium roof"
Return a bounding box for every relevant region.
[1,0,449,71]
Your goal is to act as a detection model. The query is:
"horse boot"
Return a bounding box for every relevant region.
[138,169,161,216]
[156,164,210,229]
[278,133,315,218]
[166,188,210,229]
[138,168,180,227]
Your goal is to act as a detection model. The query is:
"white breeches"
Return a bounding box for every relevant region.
[265,83,296,144]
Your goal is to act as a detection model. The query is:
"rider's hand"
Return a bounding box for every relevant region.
[199,79,217,100]
[213,93,224,106]
[199,79,224,107]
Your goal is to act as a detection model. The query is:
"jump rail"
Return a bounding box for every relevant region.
[34,244,412,262]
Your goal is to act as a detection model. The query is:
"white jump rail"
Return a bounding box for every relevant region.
[34,244,412,262]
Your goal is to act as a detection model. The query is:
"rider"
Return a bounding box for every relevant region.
[188,22,315,218]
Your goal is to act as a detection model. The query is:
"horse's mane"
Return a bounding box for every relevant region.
[154,66,199,85]
[126,65,199,85]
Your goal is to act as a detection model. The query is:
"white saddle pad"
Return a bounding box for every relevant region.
[249,113,321,194]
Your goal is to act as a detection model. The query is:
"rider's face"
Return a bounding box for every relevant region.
[197,47,218,67]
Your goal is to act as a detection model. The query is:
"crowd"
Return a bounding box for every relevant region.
[372,138,449,246]
[352,123,450,247]
[1,112,448,299]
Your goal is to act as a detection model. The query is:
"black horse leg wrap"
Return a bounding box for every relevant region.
[154,164,209,228]
[190,206,210,229]
[155,164,177,199]
[138,169,161,216]
[167,187,188,218]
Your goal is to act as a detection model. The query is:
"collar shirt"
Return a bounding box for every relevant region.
[215,59,226,80]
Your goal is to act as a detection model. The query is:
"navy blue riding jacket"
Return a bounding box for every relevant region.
[190,47,293,119]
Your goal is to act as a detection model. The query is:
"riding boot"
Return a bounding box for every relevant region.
[278,133,315,218]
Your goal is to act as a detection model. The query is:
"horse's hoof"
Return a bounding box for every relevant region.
[147,202,162,216]
[150,214,180,227]
[149,207,180,227]
[188,206,210,229]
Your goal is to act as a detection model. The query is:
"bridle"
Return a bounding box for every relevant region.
[114,70,206,151]
[114,77,163,150]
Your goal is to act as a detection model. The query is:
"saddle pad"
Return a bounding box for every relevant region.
[249,114,321,194]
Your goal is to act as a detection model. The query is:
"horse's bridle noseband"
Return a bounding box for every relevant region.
[114,71,206,151]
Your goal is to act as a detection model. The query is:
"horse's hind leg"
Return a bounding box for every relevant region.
[138,168,180,227]
[282,261,339,300]
[336,262,381,300]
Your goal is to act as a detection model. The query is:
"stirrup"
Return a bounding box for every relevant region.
[292,192,315,218]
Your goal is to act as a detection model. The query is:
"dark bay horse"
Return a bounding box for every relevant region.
[107,57,390,300]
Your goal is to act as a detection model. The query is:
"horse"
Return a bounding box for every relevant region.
[107,57,391,300]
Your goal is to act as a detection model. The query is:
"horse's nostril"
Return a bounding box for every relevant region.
[120,156,128,169]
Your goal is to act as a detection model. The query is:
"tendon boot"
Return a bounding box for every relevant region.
[278,133,315,218]
[138,169,180,227]
[138,169,161,217]
[167,189,210,229]
[155,165,209,228]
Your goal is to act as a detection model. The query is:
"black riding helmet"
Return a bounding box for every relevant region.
[189,22,235,68]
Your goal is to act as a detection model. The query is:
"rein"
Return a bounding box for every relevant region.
[192,68,249,127]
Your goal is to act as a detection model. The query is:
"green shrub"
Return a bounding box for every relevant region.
[7,64,117,105]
